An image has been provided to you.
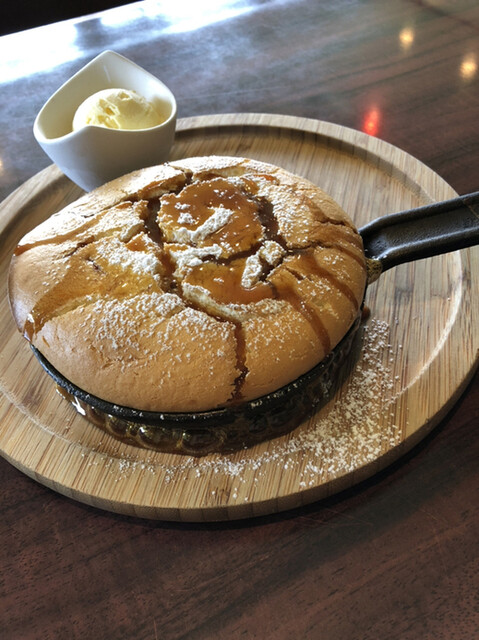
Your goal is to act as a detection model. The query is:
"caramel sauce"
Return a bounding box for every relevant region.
[255,195,284,246]
[22,242,162,341]
[159,178,264,255]
[269,266,332,354]
[140,200,164,245]
[311,223,367,269]
[238,173,279,196]
[291,250,361,307]
[332,242,367,269]
[125,234,149,252]
[13,218,99,257]
[231,323,248,402]
[184,258,274,305]
[23,250,104,340]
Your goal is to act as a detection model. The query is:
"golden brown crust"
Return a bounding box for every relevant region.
[8,156,367,412]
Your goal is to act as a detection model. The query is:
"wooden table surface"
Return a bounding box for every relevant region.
[1,1,478,638]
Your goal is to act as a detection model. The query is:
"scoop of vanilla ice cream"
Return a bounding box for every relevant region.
[72,88,165,131]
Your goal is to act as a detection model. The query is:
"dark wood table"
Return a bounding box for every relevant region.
[1,1,478,638]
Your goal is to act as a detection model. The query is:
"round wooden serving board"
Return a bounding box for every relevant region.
[0,114,478,521]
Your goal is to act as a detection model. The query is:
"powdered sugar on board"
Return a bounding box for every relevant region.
[79,318,405,502]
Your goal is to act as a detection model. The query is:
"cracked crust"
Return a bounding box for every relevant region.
[8,156,367,412]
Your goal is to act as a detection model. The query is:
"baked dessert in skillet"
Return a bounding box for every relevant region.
[8,156,367,451]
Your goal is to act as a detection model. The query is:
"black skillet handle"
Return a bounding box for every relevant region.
[359,191,479,283]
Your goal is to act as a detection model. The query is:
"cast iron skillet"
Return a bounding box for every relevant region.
[32,191,479,455]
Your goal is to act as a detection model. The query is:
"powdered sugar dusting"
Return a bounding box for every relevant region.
[242,240,285,288]
[80,318,405,501]
[95,235,161,276]
[168,243,223,272]
[79,292,184,356]
[169,205,234,244]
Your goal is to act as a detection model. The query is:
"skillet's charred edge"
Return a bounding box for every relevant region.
[31,314,361,455]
